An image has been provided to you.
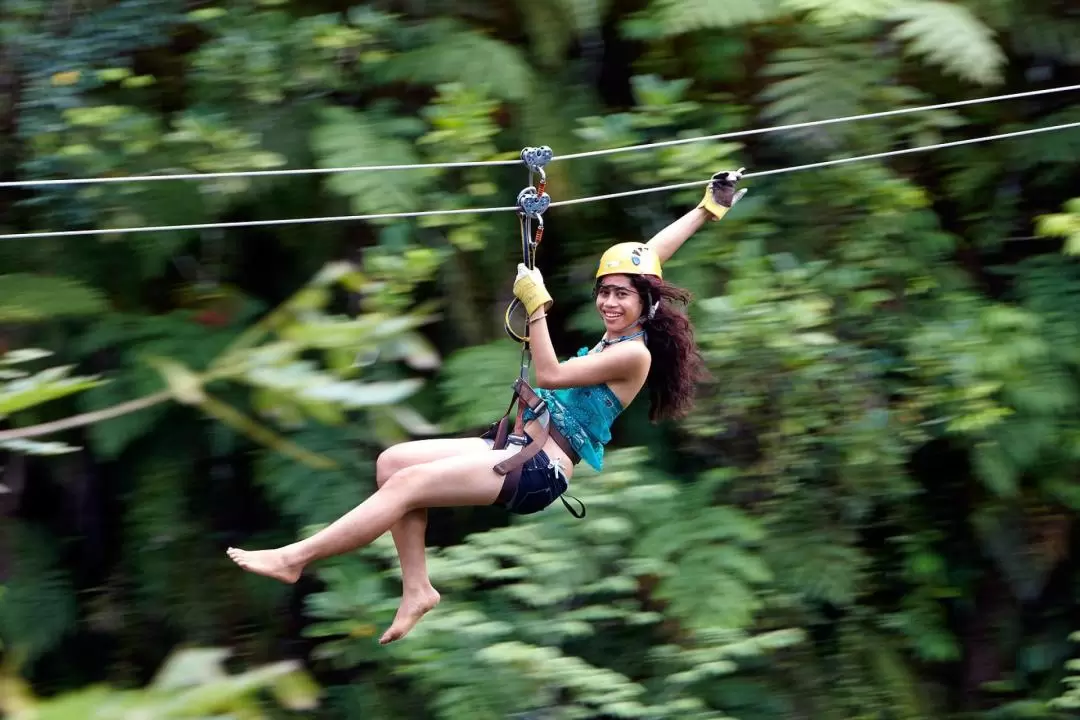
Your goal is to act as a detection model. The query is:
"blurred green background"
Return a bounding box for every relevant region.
[2,0,1080,717]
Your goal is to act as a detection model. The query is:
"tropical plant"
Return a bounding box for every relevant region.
[2,0,1080,718]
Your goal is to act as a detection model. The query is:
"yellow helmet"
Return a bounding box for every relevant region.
[594,242,663,279]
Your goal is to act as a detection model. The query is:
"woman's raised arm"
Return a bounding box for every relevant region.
[646,168,747,264]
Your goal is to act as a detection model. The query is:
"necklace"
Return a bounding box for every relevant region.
[595,328,646,351]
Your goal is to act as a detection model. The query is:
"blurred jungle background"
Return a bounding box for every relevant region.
[3,0,1080,718]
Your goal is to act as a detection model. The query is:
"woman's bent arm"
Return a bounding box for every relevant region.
[526,310,648,389]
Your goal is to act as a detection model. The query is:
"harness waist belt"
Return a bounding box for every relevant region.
[487,377,587,519]
[486,378,580,477]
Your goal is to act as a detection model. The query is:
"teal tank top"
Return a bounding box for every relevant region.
[524,347,624,472]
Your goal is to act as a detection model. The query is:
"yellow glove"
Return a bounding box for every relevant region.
[513,263,553,316]
[697,167,748,221]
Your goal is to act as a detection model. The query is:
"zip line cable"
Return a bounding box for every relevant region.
[554,83,1080,162]
[3,120,1077,241]
[1,83,1078,189]
[549,120,1080,207]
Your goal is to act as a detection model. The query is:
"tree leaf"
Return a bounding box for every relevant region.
[888,1,1005,86]
[0,364,104,417]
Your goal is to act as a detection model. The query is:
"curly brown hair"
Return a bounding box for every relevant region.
[597,274,708,422]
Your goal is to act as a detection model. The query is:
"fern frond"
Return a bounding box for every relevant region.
[0,274,108,323]
[554,0,610,34]
[1011,16,1080,65]
[0,524,78,664]
[1049,631,1080,712]
[17,647,319,716]
[782,0,900,25]
[255,426,374,528]
[311,106,436,217]
[888,1,1006,86]
[638,0,786,36]
[379,20,537,101]
[766,528,867,607]
[759,43,895,147]
[1003,107,1080,174]
[438,340,526,432]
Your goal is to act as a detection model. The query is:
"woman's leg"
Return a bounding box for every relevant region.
[374,438,489,642]
[226,446,518,638]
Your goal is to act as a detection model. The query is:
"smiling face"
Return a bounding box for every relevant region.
[595,274,644,332]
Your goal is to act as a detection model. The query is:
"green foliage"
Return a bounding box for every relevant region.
[0,348,103,455]
[759,42,894,140]
[888,1,1006,86]
[0,274,108,322]
[1036,198,1080,255]
[1049,632,1080,713]
[0,524,78,665]
[1,647,319,719]
[187,4,373,106]
[574,74,744,192]
[438,340,526,432]
[4,1,1080,718]
[626,0,785,38]
[312,106,435,217]
[0,349,103,418]
[304,448,804,719]
[378,19,538,102]
[254,425,375,529]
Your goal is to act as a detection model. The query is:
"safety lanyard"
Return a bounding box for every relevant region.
[503,146,553,382]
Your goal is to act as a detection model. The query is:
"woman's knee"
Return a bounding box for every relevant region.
[381,464,433,510]
[376,445,413,487]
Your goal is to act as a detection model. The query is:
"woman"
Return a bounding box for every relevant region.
[227,168,747,644]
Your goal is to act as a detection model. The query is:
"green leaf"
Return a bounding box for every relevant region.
[0,363,104,417]
[242,361,423,410]
[0,437,82,455]
[0,274,108,323]
[888,1,1005,86]
[1036,200,1080,255]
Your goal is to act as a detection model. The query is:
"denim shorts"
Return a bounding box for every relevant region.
[485,436,569,515]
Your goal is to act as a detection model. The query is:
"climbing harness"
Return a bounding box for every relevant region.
[484,146,586,520]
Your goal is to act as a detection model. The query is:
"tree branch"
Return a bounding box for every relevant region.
[0,391,171,441]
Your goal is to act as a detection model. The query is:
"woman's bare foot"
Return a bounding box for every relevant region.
[226,547,304,584]
[379,587,441,644]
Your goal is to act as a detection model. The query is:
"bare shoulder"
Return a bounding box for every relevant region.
[610,340,651,371]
